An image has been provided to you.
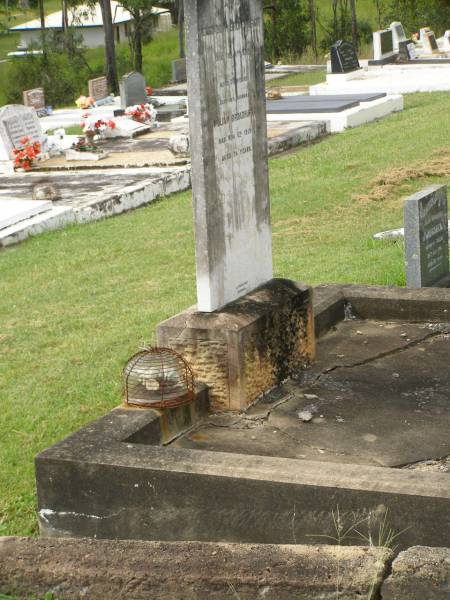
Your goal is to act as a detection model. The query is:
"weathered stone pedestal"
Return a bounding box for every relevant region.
[157,279,315,411]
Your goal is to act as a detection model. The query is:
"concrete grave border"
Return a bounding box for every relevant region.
[35,284,450,549]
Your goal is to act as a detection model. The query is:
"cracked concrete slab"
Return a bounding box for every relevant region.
[174,319,450,468]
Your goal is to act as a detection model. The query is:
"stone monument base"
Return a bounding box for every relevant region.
[157,279,315,411]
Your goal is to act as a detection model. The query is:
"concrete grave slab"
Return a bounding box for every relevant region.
[0,199,52,230]
[266,95,403,132]
[311,63,450,95]
[267,98,361,113]
[0,537,393,600]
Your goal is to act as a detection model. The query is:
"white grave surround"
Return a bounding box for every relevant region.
[266,95,404,133]
[0,199,52,230]
[0,105,47,168]
[373,29,396,61]
[390,21,407,51]
[311,63,450,95]
[186,0,273,312]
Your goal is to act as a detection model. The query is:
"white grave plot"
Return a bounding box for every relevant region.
[186,0,273,311]
[390,21,407,51]
[0,104,46,162]
[0,199,52,231]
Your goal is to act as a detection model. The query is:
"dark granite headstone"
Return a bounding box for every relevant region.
[330,40,360,74]
[399,40,417,61]
[404,185,449,287]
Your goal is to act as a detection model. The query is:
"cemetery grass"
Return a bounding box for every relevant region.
[1,91,450,537]
[266,71,326,88]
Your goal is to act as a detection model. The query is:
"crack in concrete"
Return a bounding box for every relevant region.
[318,328,450,378]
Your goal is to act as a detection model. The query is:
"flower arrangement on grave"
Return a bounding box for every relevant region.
[76,95,95,109]
[81,114,116,144]
[124,103,157,124]
[12,136,42,171]
[70,137,97,153]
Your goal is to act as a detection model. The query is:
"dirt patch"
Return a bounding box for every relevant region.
[353,148,450,203]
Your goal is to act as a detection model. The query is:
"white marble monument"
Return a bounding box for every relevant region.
[186,0,273,311]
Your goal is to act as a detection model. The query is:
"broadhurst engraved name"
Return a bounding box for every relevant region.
[213,109,253,128]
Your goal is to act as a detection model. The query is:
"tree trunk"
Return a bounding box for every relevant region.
[38,0,47,63]
[178,0,185,59]
[332,0,338,40]
[133,19,143,72]
[100,0,118,94]
[309,0,317,60]
[349,0,358,49]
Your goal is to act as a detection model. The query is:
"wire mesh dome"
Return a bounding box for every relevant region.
[123,347,195,409]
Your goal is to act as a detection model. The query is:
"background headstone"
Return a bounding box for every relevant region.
[404,185,449,287]
[172,58,187,82]
[119,72,147,109]
[186,0,272,311]
[88,76,109,103]
[373,29,395,61]
[422,31,439,54]
[22,88,45,115]
[444,30,450,51]
[0,104,44,162]
[330,40,360,74]
[399,40,417,61]
[390,21,407,51]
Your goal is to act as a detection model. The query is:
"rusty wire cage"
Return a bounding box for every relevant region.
[123,347,195,409]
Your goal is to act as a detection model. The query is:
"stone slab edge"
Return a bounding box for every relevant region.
[0,536,393,600]
[312,284,450,327]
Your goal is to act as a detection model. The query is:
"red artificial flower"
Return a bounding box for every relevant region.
[19,136,30,145]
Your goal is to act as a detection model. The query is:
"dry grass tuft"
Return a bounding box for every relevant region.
[353,148,450,202]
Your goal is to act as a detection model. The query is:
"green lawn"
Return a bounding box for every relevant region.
[266,71,326,88]
[1,92,450,538]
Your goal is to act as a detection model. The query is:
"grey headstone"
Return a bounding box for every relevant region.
[404,185,449,287]
[186,0,272,311]
[0,104,44,162]
[390,21,406,50]
[172,58,187,82]
[119,72,147,109]
[88,76,108,102]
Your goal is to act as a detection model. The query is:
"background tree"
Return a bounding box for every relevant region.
[264,0,308,63]
[308,0,318,59]
[119,0,155,72]
[98,0,118,93]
